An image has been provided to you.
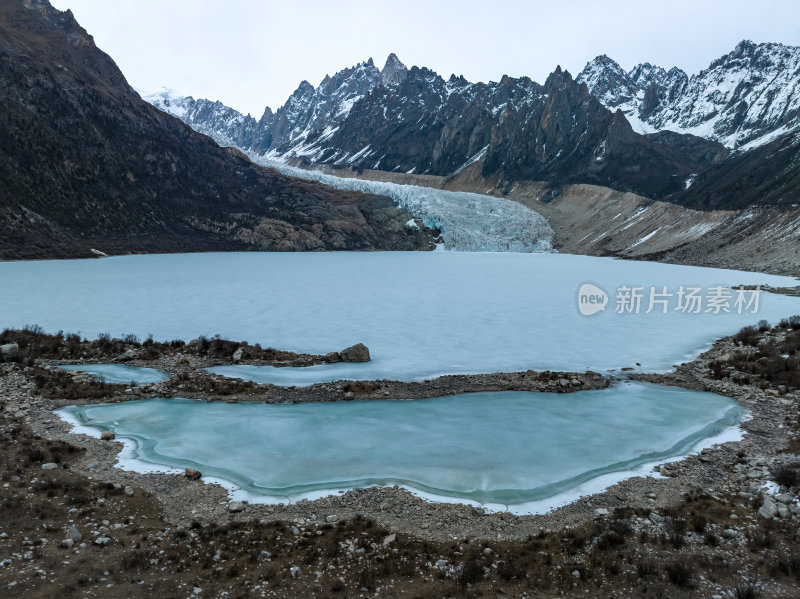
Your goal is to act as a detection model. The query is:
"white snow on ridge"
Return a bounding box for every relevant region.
[250,154,555,253]
[628,227,661,249]
[453,145,489,174]
[578,42,800,150]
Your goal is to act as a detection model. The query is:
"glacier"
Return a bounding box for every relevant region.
[249,154,555,252]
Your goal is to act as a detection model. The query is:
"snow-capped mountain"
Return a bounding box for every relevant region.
[143,89,258,148]
[577,41,800,149]
[146,55,725,199]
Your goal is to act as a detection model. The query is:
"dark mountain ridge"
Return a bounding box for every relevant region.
[153,59,727,200]
[152,41,800,210]
[0,0,434,259]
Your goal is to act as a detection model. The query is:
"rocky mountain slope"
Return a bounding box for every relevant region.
[0,0,434,260]
[150,58,726,199]
[676,130,800,209]
[577,41,800,150]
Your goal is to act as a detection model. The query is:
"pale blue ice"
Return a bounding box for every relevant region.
[59,382,742,505]
[57,364,169,385]
[1,252,797,385]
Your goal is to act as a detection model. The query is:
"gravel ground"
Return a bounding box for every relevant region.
[1,327,799,597]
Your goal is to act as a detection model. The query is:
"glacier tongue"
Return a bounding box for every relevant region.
[251,155,555,253]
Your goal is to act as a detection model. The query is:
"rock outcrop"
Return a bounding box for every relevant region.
[339,343,371,363]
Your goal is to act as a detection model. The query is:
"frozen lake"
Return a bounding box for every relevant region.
[57,364,169,385]
[58,382,742,508]
[0,252,797,383]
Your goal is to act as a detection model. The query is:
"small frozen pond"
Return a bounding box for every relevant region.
[58,382,742,510]
[57,364,169,385]
[0,253,797,383]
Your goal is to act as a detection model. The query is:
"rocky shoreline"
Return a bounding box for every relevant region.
[10,333,796,541]
[1,325,800,597]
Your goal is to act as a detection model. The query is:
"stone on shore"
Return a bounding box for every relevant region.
[339,343,370,362]
[114,348,137,362]
[185,468,202,480]
[100,431,115,441]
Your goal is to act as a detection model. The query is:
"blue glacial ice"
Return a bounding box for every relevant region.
[251,155,555,253]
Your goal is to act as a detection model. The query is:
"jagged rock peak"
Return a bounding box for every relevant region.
[294,80,314,94]
[23,0,95,48]
[381,53,408,86]
[576,55,638,106]
[628,62,668,87]
[544,66,576,91]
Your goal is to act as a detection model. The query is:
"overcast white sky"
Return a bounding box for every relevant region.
[52,0,800,117]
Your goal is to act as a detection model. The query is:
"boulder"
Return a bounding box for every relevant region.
[0,343,19,360]
[184,468,202,481]
[40,463,58,470]
[232,347,246,362]
[758,496,778,519]
[228,501,245,513]
[339,343,370,362]
[100,431,115,441]
[114,348,137,362]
